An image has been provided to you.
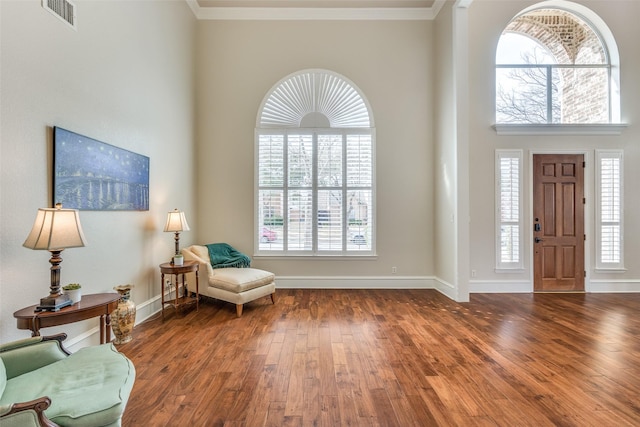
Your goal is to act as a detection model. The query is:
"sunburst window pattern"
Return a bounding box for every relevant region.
[259,71,371,128]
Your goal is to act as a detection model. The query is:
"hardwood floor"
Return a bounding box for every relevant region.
[118,290,640,426]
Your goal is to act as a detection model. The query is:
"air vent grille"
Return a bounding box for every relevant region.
[43,0,77,31]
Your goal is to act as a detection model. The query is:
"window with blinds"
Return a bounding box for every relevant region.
[495,150,523,269]
[256,70,375,255]
[596,150,624,269]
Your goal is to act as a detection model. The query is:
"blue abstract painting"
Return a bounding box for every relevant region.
[53,127,150,210]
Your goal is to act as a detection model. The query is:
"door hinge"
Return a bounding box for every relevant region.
[582,161,586,168]
[584,271,587,277]
[584,234,586,241]
[583,197,586,204]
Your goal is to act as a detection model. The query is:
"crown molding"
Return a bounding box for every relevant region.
[186,0,446,20]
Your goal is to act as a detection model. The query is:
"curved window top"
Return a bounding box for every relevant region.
[495,2,621,126]
[257,69,373,128]
[497,9,608,66]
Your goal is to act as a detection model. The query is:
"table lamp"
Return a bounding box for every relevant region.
[164,208,190,256]
[23,203,87,312]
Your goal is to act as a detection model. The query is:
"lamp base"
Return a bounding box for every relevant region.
[35,293,73,312]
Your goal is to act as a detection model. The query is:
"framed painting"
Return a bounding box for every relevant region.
[53,127,150,210]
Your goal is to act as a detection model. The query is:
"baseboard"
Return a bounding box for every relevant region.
[588,279,640,292]
[470,279,532,293]
[66,293,163,351]
[274,275,437,289]
[470,278,640,293]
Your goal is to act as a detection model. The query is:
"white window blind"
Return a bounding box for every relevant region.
[256,70,374,256]
[257,131,373,254]
[596,150,624,269]
[496,150,523,269]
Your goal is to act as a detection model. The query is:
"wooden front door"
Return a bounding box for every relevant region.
[533,154,585,292]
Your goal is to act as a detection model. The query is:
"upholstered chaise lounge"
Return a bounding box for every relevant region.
[182,244,275,317]
[0,333,135,427]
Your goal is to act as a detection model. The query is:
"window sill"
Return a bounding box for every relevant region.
[594,267,627,273]
[253,254,377,261]
[494,267,525,273]
[493,123,627,136]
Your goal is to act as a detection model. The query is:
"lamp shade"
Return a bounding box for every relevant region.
[23,205,87,251]
[163,209,190,233]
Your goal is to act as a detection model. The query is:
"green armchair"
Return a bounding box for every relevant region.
[0,333,135,427]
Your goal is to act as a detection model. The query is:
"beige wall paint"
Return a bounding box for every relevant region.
[195,20,435,278]
[433,2,458,295]
[0,0,196,345]
[466,0,640,291]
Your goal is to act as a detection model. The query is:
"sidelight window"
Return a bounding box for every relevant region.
[495,150,523,270]
[596,150,624,270]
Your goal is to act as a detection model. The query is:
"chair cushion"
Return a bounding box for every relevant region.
[0,343,135,427]
[209,268,275,294]
[190,245,209,261]
[0,358,6,398]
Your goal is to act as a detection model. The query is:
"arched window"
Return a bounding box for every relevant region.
[255,69,375,255]
[496,3,620,124]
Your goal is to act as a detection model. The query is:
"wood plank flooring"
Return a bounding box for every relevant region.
[118,290,640,426]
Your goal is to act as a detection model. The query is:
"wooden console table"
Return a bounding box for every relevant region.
[13,293,121,344]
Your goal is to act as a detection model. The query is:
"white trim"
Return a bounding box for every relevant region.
[495,150,524,270]
[186,3,441,21]
[589,279,640,293]
[433,276,458,301]
[470,279,532,293]
[275,275,435,289]
[453,1,471,303]
[595,149,624,270]
[594,268,627,274]
[494,124,627,136]
[469,278,640,293]
[66,294,162,351]
[274,275,458,300]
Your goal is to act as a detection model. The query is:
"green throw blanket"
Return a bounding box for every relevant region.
[206,243,251,269]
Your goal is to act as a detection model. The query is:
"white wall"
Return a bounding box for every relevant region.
[0,0,196,346]
[434,2,458,296]
[466,0,640,292]
[194,20,436,284]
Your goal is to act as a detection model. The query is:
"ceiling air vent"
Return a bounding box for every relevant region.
[42,0,77,31]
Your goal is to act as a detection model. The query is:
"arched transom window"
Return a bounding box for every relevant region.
[256,69,375,256]
[496,4,620,124]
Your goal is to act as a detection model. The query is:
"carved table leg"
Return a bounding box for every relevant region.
[105,313,112,343]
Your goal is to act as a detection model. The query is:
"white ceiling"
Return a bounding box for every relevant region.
[188,0,445,20]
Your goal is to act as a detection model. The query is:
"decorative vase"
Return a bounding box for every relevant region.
[112,284,136,344]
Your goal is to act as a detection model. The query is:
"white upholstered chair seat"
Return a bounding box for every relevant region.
[209,268,275,293]
[182,245,275,317]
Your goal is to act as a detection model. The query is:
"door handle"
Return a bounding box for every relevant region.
[535,237,543,243]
